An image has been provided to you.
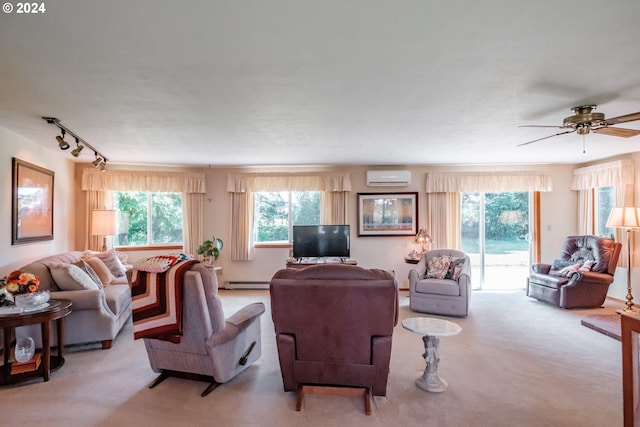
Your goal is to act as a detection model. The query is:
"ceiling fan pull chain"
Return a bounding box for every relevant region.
[582,134,586,154]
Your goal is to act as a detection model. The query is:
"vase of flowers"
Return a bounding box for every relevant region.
[0,271,40,306]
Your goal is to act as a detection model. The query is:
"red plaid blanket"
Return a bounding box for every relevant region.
[131,259,197,342]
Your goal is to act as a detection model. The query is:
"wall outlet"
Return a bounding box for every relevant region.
[402,279,409,287]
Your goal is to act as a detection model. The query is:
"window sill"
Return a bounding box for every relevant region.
[115,245,183,252]
[254,243,292,249]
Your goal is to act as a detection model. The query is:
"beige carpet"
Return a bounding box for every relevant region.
[0,290,624,426]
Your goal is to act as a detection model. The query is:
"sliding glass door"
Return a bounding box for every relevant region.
[461,192,531,290]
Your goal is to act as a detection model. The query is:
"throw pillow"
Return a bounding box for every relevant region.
[48,262,100,291]
[426,256,451,279]
[452,258,466,280]
[445,257,464,280]
[93,249,126,277]
[73,259,104,289]
[85,257,117,286]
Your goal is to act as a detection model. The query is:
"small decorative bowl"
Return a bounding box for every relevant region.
[14,291,50,308]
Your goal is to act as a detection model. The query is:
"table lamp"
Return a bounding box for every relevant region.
[415,229,432,252]
[606,207,640,314]
[91,209,117,252]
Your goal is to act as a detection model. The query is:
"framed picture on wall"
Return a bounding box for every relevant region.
[12,158,55,244]
[357,192,418,236]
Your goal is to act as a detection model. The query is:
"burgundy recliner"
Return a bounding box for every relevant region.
[270,264,398,412]
[526,235,621,308]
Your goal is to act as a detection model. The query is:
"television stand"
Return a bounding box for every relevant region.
[286,258,357,269]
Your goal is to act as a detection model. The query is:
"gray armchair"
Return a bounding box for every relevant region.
[408,249,471,317]
[143,263,265,396]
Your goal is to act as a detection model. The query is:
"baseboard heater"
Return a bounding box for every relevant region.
[225,281,270,290]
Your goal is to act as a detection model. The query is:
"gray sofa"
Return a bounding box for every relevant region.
[16,251,132,349]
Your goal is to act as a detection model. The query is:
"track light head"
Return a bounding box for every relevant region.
[92,156,102,168]
[70,139,84,157]
[56,129,70,150]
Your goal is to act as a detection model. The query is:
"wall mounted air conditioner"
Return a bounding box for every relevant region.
[366,170,411,187]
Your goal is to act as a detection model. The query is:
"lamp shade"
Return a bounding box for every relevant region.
[606,207,640,229]
[91,209,117,236]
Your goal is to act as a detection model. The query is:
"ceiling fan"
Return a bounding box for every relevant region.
[518,105,640,146]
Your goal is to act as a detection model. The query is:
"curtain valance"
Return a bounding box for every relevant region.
[570,159,634,190]
[82,169,206,193]
[425,171,552,193]
[226,172,351,193]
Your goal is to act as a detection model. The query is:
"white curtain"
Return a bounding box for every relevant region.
[226,172,351,261]
[425,171,552,250]
[571,159,635,237]
[81,169,206,253]
[426,171,552,193]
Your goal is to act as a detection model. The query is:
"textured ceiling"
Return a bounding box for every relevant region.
[1,0,640,167]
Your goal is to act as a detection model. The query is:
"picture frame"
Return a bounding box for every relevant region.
[12,158,54,244]
[357,192,418,236]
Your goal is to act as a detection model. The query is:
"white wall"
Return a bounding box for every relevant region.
[200,164,577,288]
[0,127,76,274]
[4,131,628,300]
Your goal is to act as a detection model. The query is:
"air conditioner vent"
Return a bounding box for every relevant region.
[366,170,411,187]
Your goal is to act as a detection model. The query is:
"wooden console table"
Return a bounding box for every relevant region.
[286,259,357,269]
[0,299,72,384]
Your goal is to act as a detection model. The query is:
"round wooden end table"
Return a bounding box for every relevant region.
[0,299,72,384]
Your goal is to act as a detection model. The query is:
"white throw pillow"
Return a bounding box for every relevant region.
[48,262,100,291]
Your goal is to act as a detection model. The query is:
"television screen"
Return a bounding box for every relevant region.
[292,225,350,259]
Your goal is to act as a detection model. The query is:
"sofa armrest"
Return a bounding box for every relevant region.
[50,289,108,310]
[532,263,552,274]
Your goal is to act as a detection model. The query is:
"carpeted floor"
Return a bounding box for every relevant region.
[0,290,625,426]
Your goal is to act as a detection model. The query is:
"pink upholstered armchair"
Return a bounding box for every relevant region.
[270,264,398,414]
[526,235,621,308]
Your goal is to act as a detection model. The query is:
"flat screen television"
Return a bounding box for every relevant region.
[292,225,350,259]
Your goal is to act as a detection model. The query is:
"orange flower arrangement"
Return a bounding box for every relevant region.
[2,271,40,295]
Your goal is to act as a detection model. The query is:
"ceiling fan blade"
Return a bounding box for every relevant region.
[593,127,640,138]
[518,125,566,129]
[605,112,640,125]
[517,129,576,147]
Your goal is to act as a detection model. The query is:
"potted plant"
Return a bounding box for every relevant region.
[196,236,224,265]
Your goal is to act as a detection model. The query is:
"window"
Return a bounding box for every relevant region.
[596,186,616,237]
[112,191,183,247]
[254,191,320,244]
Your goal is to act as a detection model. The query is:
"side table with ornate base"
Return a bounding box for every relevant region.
[402,317,462,392]
[0,299,72,384]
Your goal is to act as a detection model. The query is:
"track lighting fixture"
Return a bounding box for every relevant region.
[56,129,70,150]
[42,117,108,171]
[71,138,84,157]
[91,153,107,172]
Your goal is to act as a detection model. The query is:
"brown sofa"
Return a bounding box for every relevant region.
[15,251,132,349]
[270,264,398,406]
[526,235,622,308]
